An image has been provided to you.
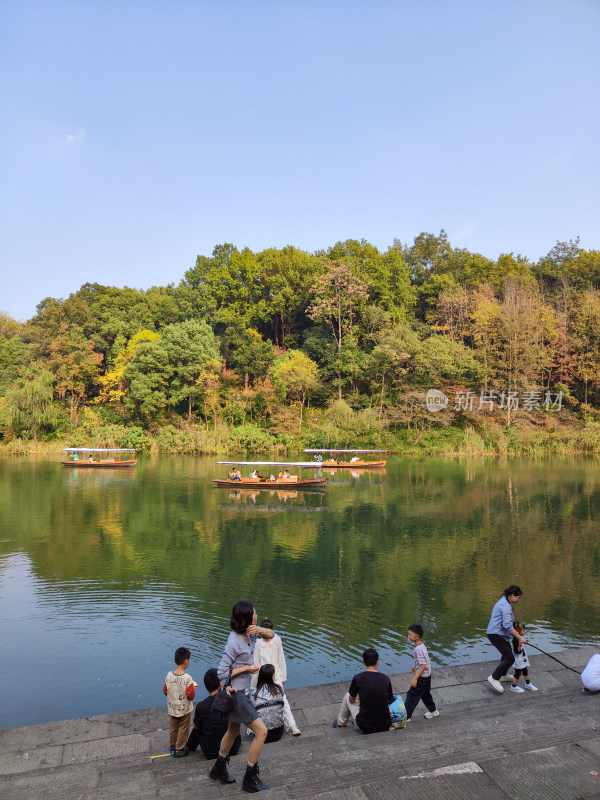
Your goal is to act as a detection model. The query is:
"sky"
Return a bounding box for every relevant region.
[1,0,599,322]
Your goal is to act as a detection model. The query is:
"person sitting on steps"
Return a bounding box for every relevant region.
[332,648,394,734]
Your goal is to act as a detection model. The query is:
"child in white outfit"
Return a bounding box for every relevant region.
[510,621,538,693]
[252,617,301,735]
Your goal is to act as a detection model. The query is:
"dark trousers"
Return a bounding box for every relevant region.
[405,675,436,719]
[513,667,529,680]
[488,634,515,680]
[187,729,241,760]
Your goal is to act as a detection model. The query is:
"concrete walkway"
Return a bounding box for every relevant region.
[1,647,599,800]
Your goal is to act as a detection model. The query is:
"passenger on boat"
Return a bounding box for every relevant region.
[249,469,260,479]
[277,471,283,479]
[229,468,241,481]
[350,456,360,462]
[282,469,291,478]
[269,474,276,482]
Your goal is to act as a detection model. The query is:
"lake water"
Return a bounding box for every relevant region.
[1,455,599,729]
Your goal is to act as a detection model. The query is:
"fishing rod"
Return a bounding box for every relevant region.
[526,641,582,675]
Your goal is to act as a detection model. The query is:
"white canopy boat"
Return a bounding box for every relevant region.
[61,448,138,468]
[303,449,387,468]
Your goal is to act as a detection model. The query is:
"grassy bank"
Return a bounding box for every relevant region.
[2,407,600,457]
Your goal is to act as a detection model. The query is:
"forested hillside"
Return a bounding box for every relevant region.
[2,232,600,455]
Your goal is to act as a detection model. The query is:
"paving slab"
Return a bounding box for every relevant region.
[1,648,599,800]
[362,770,509,800]
[481,744,600,800]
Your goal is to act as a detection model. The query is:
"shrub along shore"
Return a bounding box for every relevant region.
[2,402,600,457]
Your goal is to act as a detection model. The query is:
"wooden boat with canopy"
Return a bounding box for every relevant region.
[215,461,327,489]
[303,449,387,468]
[61,448,138,468]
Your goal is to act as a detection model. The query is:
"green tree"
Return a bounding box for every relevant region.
[46,325,103,421]
[96,329,161,405]
[271,350,320,432]
[256,246,322,345]
[307,260,369,399]
[160,319,221,419]
[227,328,275,390]
[0,335,29,394]
[0,367,57,440]
[124,341,172,421]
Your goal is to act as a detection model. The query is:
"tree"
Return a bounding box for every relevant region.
[160,319,221,419]
[227,328,275,390]
[469,285,502,389]
[497,280,559,394]
[96,329,161,404]
[123,341,172,421]
[257,246,322,346]
[271,350,320,432]
[0,311,21,339]
[0,335,29,394]
[46,325,103,421]
[572,289,600,405]
[430,282,472,342]
[307,260,369,399]
[1,367,57,440]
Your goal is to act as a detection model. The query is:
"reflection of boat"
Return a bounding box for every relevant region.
[216,461,327,490]
[324,468,387,477]
[304,449,387,468]
[61,448,137,468]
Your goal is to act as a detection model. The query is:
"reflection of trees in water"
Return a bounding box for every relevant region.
[2,455,600,656]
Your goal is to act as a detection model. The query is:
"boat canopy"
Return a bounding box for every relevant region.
[303,449,387,454]
[62,448,137,453]
[218,461,321,467]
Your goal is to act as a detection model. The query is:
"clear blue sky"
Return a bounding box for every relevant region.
[1,0,599,322]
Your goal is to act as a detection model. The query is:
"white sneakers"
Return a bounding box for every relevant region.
[487,675,504,693]
[524,682,538,691]
[424,710,439,719]
[510,685,525,693]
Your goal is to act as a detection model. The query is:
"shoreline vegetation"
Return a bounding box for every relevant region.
[2,233,600,456]
[2,408,600,457]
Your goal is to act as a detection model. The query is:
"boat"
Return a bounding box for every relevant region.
[61,448,138,468]
[303,449,387,468]
[215,461,327,489]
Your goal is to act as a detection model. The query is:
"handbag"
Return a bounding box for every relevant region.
[210,669,236,719]
[389,695,407,728]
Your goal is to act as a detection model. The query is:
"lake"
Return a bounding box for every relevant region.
[1,454,599,729]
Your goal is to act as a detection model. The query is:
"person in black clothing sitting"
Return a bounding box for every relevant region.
[187,668,242,759]
[332,648,394,734]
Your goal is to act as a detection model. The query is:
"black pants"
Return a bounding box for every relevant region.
[265,725,284,743]
[488,634,515,680]
[513,667,529,680]
[187,730,241,760]
[405,675,436,719]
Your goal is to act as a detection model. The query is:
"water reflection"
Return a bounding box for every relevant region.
[0,454,599,728]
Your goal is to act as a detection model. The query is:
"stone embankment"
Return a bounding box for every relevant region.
[1,647,599,799]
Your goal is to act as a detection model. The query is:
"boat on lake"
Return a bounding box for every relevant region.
[303,449,387,468]
[61,448,138,468]
[215,461,327,489]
